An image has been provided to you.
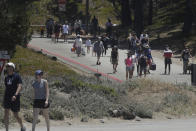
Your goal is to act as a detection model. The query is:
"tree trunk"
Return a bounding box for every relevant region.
[148,0,153,25]
[86,0,89,33]
[134,0,144,37]
[183,0,193,36]
[121,0,132,27]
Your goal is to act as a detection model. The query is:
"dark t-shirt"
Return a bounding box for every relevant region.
[111,50,118,59]
[54,24,61,33]
[182,51,190,61]
[139,56,147,67]
[4,73,22,98]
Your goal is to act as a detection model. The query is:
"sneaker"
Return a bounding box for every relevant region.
[21,127,26,131]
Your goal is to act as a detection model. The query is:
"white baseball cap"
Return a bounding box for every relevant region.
[6,62,15,69]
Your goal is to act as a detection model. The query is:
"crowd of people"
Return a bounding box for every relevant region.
[70,31,155,80]
[44,17,193,80]
[2,17,194,131]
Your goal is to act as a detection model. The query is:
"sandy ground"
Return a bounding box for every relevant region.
[2,117,196,131]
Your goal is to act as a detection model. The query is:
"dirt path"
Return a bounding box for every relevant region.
[3,118,196,131]
[28,37,192,85]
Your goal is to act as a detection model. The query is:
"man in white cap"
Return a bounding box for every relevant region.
[3,62,26,131]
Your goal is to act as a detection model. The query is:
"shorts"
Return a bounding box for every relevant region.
[140,66,147,72]
[126,66,133,72]
[97,51,101,57]
[33,99,50,109]
[165,58,172,64]
[112,58,118,65]
[3,95,20,112]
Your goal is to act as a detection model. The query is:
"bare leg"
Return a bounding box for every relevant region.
[13,112,24,129]
[32,108,40,131]
[4,109,10,131]
[126,71,128,80]
[43,109,50,131]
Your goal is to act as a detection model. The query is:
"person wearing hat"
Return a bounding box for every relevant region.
[32,70,50,131]
[163,45,173,74]
[3,62,26,131]
[181,46,192,74]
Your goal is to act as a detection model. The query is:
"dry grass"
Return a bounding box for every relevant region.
[126,78,196,117]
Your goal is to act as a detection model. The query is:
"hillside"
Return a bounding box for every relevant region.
[146,0,196,54]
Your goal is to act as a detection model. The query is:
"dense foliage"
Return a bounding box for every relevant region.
[0,0,36,53]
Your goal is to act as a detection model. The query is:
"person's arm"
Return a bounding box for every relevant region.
[12,83,22,101]
[45,81,49,106]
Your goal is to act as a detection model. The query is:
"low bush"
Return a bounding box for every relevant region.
[49,107,65,120]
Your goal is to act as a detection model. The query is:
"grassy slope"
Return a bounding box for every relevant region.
[11,46,76,76]
[1,46,196,126]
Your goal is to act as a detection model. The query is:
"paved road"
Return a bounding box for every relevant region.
[3,118,196,131]
[28,37,191,85]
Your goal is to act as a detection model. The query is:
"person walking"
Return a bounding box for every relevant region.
[136,49,142,76]
[62,22,69,42]
[110,46,119,73]
[91,16,99,38]
[32,70,50,131]
[40,26,44,38]
[94,37,103,65]
[74,35,83,57]
[54,22,61,43]
[125,53,133,80]
[138,53,147,77]
[3,62,26,131]
[181,47,192,74]
[102,34,109,55]
[85,38,92,54]
[163,45,173,75]
[131,51,137,77]
[105,18,113,38]
[144,45,152,74]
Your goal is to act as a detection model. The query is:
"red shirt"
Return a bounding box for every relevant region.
[164,50,172,58]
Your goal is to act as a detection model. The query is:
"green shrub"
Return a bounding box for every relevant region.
[49,107,64,120]
[135,103,153,119]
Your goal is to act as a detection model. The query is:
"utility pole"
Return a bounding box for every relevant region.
[86,0,89,34]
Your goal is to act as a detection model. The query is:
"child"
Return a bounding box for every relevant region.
[125,53,133,80]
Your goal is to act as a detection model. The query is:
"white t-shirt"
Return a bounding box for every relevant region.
[75,38,83,47]
[63,24,69,34]
[132,55,137,66]
[85,39,91,47]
